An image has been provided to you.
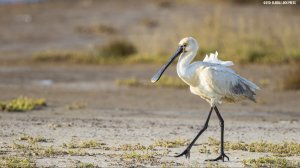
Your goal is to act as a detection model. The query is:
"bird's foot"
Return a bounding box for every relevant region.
[205,152,229,162]
[174,148,191,159]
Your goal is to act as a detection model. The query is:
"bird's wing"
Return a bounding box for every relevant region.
[202,65,259,101]
[203,51,234,67]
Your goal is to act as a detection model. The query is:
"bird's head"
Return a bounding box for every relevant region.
[151,37,198,83]
[178,37,199,53]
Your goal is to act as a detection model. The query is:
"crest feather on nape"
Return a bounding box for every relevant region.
[203,51,234,67]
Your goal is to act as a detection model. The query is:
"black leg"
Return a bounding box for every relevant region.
[175,107,213,159]
[205,106,229,162]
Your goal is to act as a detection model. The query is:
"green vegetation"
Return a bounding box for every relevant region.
[32,50,168,65]
[137,2,300,65]
[204,162,228,168]
[243,157,300,168]
[207,137,300,157]
[282,64,300,90]
[116,75,187,88]
[112,139,187,152]
[66,102,86,110]
[63,140,105,149]
[18,134,47,143]
[76,162,97,168]
[230,141,300,157]
[6,135,300,167]
[32,40,138,65]
[151,75,187,88]
[122,151,156,162]
[12,142,62,157]
[32,51,95,64]
[154,138,188,148]
[116,78,142,87]
[77,140,103,148]
[207,136,220,146]
[95,40,137,58]
[28,1,299,66]
[198,144,210,154]
[106,140,185,165]
[116,143,148,151]
[41,146,64,157]
[65,149,87,156]
[0,156,35,168]
[12,142,86,157]
[0,96,46,112]
[13,135,89,157]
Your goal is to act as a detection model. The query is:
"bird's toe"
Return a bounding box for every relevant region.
[205,153,229,162]
[174,149,191,159]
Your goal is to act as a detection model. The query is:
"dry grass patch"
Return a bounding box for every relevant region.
[131,3,300,65]
[12,142,61,157]
[108,140,182,166]
[32,51,97,64]
[204,162,229,168]
[32,40,138,65]
[0,156,35,168]
[227,140,300,157]
[7,140,95,166]
[198,145,211,154]
[116,143,149,151]
[18,134,47,143]
[154,138,188,148]
[122,151,156,161]
[63,140,105,149]
[109,151,164,167]
[12,140,86,157]
[206,137,300,157]
[29,3,300,65]
[76,161,97,168]
[243,157,300,168]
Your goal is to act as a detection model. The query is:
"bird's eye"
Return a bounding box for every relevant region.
[183,44,187,47]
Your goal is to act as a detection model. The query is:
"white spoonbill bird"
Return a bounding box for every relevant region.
[151,37,260,162]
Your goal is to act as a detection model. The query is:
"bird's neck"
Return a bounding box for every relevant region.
[177,50,197,78]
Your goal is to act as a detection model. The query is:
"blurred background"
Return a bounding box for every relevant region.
[0,0,299,167]
[1,0,300,64]
[0,0,299,108]
[0,0,300,117]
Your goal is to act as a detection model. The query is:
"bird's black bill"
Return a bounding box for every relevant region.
[151,46,183,83]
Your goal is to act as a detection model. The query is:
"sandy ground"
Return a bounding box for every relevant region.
[0,64,300,167]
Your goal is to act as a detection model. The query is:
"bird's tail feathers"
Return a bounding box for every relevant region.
[240,78,260,102]
[239,76,261,92]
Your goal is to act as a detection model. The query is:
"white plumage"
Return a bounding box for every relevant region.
[175,37,260,106]
[151,37,260,161]
[203,51,234,67]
